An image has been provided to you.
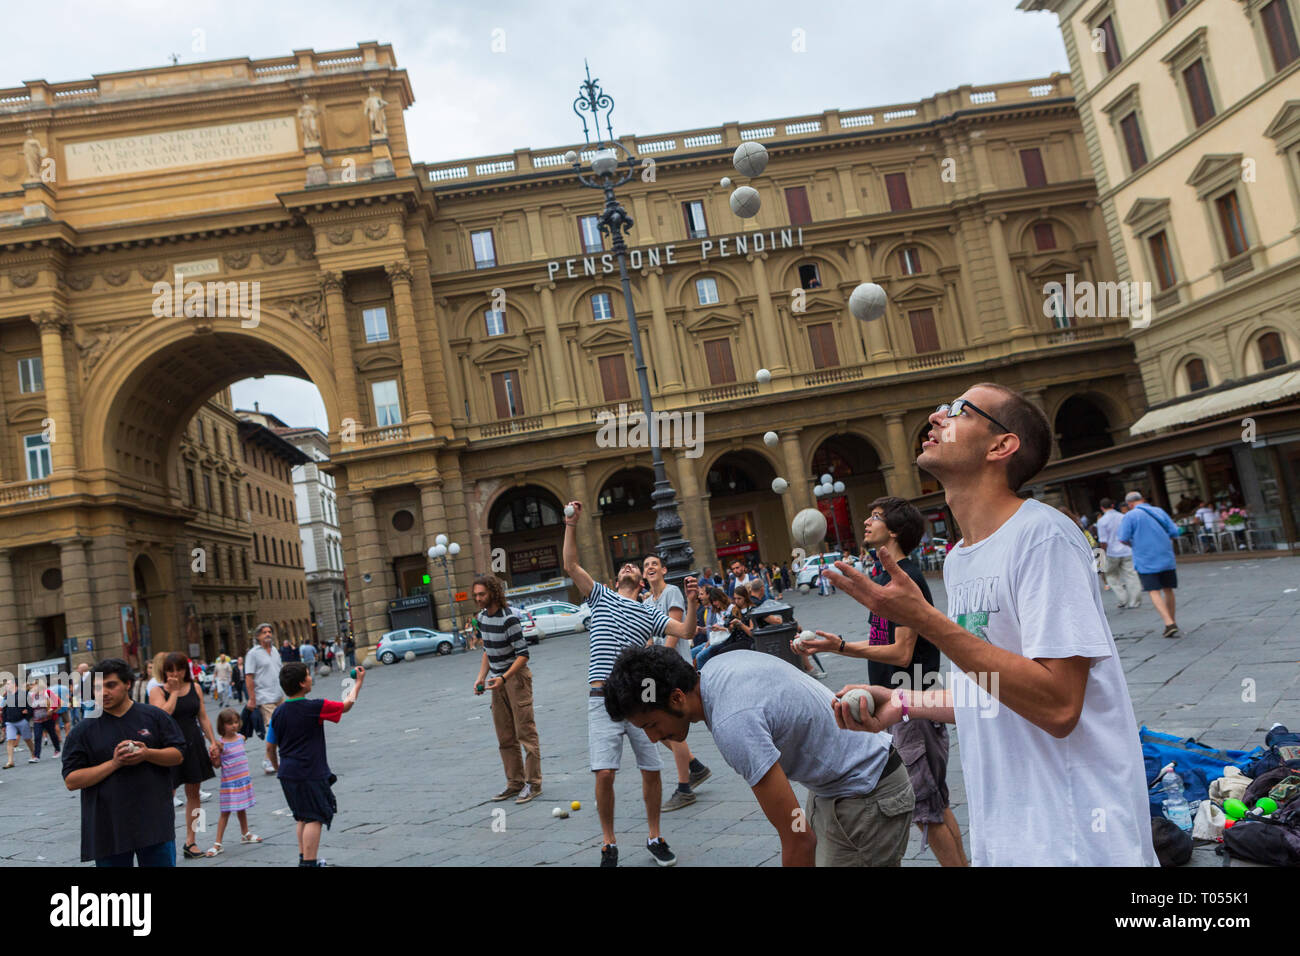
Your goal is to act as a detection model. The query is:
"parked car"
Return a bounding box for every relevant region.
[794,552,863,590]
[376,627,464,664]
[524,601,590,637]
[508,606,542,645]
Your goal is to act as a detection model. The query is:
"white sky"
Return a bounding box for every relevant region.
[19,0,1068,429]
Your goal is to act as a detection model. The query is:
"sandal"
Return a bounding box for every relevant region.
[240,831,262,844]
[183,842,203,859]
[204,843,223,857]
[2,763,12,770]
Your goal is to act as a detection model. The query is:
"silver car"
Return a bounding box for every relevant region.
[376,627,463,664]
[524,601,590,637]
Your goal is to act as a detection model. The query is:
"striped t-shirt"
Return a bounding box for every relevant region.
[477,606,528,676]
[586,582,669,684]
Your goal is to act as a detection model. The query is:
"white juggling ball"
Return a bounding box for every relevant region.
[842,688,876,722]
[720,176,732,188]
[791,508,828,548]
[729,185,761,218]
[733,141,769,177]
[772,477,789,494]
[763,431,779,448]
[849,282,888,322]
[564,505,575,517]
[756,368,771,384]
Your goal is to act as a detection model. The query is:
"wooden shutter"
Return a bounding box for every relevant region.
[1120,113,1147,171]
[1216,193,1247,257]
[1183,60,1215,127]
[492,370,523,418]
[884,173,912,211]
[1033,222,1057,251]
[703,338,737,384]
[1100,17,1121,70]
[1148,231,1176,289]
[785,187,812,225]
[1185,359,1208,392]
[807,324,840,369]
[1019,149,1047,188]
[598,355,631,400]
[1263,0,1300,70]
[909,309,941,354]
[1259,332,1286,369]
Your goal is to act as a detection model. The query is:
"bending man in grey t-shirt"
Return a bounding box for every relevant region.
[604,644,914,866]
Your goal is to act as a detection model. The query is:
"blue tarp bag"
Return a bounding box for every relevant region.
[1139,726,1264,819]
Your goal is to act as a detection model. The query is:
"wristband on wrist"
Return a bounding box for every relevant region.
[838,635,845,653]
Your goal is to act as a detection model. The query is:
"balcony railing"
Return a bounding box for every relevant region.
[907,350,966,371]
[361,424,410,445]
[481,416,546,437]
[804,365,868,387]
[0,479,50,504]
[697,382,759,403]
[589,400,642,421]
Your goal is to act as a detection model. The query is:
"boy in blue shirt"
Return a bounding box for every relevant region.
[1117,490,1183,638]
[268,662,365,866]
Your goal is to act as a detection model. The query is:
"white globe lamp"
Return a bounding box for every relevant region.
[448,542,461,556]
[591,149,619,177]
[833,481,846,494]
[435,533,449,548]
[821,474,833,486]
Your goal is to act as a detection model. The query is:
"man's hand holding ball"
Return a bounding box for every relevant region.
[564,502,581,525]
[832,684,902,733]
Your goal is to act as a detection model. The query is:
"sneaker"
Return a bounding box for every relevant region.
[262,759,276,775]
[600,844,618,867]
[514,784,541,805]
[28,757,39,764]
[1162,624,1181,638]
[199,790,212,802]
[688,765,711,789]
[661,789,696,812]
[647,837,677,867]
[810,668,828,680]
[173,795,184,808]
[491,787,523,802]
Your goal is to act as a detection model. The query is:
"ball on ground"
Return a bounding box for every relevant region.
[729,185,761,218]
[403,650,416,662]
[791,507,828,549]
[756,368,771,384]
[552,807,563,817]
[849,282,888,322]
[733,141,769,177]
[841,688,876,722]
[571,800,581,811]
[564,505,575,517]
[772,477,789,494]
[763,430,779,448]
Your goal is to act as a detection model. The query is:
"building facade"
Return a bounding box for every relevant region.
[0,44,1146,673]
[279,426,346,645]
[237,408,313,645]
[1020,0,1300,546]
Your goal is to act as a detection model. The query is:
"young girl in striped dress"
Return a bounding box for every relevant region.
[205,708,261,857]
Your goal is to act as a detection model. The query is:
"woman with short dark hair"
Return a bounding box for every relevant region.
[149,651,217,859]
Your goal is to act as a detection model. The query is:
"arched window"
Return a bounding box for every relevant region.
[491,491,562,533]
[1258,331,1287,370]
[1185,358,1209,392]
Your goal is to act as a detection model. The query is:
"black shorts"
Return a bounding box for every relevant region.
[280,776,337,827]
[1138,569,1177,592]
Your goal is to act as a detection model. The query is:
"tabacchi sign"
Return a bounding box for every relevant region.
[547,227,804,281]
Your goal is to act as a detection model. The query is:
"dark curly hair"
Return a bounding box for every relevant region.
[604,644,698,722]
[472,574,506,609]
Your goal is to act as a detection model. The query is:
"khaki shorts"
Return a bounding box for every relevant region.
[588,696,663,772]
[807,761,915,866]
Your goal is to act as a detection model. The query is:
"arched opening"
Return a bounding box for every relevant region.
[705,451,779,568]
[1055,395,1114,459]
[132,554,163,666]
[810,434,885,553]
[597,468,657,577]
[488,484,566,587]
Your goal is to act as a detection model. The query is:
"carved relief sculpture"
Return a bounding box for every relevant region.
[298,95,322,149]
[363,87,388,139]
[22,129,47,181]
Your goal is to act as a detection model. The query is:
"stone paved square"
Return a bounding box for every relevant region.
[3,556,1296,867]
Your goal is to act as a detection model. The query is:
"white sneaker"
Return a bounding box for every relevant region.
[173,795,184,807]
[263,759,276,775]
[28,757,39,763]
[199,790,212,802]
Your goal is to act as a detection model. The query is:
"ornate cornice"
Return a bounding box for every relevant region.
[384,260,413,283]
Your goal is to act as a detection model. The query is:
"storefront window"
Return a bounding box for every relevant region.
[713,512,756,549]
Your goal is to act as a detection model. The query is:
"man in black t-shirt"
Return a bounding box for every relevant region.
[794,496,968,867]
[61,658,185,866]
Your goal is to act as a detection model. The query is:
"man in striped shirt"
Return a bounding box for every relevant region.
[472,574,542,805]
[563,500,699,867]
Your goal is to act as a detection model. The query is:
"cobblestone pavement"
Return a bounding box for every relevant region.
[3,555,1296,867]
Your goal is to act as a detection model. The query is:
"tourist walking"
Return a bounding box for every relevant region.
[213,654,233,706]
[29,679,61,761]
[204,708,261,857]
[472,574,543,804]
[3,680,36,768]
[1096,497,1142,609]
[1118,490,1183,638]
[245,624,284,771]
[149,652,218,860]
[62,658,185,866]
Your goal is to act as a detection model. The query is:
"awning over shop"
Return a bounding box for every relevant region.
[1129,369,1300,436]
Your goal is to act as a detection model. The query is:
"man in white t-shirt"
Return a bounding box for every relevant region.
[243,623,283,774]
[825,383,1156,866]
[1096,497,1142,610]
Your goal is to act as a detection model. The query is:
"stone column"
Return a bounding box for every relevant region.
[564,464,602,574]
[949,223,983,344]
[0,550,20,670]
[645,269,684,394]
[385,260,431,425]
[320,272,362,434]
[884,413,920,498]
[848,240,891,360]
[985,214,1029,335]
[837,166,862,217]
[56,537,97,648]
[434,298,468,427]
[349,491,389,650]
[536,283,576,409]
[779,429,812,513]
[672,451,715,567]
[34,311,77,474]
[407,252,454,429]
[748,253,788,375]
[417,479,457,630]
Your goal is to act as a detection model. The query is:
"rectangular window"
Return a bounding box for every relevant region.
[1033,222,1057,251]
[1165,0,1187,16]
[186,470,196,505]
[1148,231,1177,290]
[218,481,227,516]
[372,380,402,426]
[1119,112,1148,172]
[703,338,737,385]
[908,309,942,353]
[696,277,719,305]
[785,186,812,226]
[682,201,709,239]
[470,230,496,269]
[1263,0,1300,71]
[898,247,923,275]
[1260,333,1287,369]
[484,309,508,336]
[491,370,524,418]
[17,357,43,393]
[198,419,206,444]
[597,355,632,401]
[1020,148,1047,188]
[797,263,822,289]
[362,307,389,343]
[203,474,213,511]
[24,434,51,481]
[1186,359,1209,391]
[590,292,614,321]
[1182,60,1216,128]
[578,215,603,253]
[1216,192,1249,257]
[884,173,912,211]
[1099,16,1122,71]
[807,323,841,369]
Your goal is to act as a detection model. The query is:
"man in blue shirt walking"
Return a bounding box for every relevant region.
[1118,490,1183,638]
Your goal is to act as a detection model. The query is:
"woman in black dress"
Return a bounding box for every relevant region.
[150,651,218,860]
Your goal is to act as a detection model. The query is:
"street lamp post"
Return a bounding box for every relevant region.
[814,474,848,554]
[427,534,462,639]
[567,63,694,584]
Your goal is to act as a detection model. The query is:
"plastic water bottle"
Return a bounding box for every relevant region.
[1161,772,1193,832]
